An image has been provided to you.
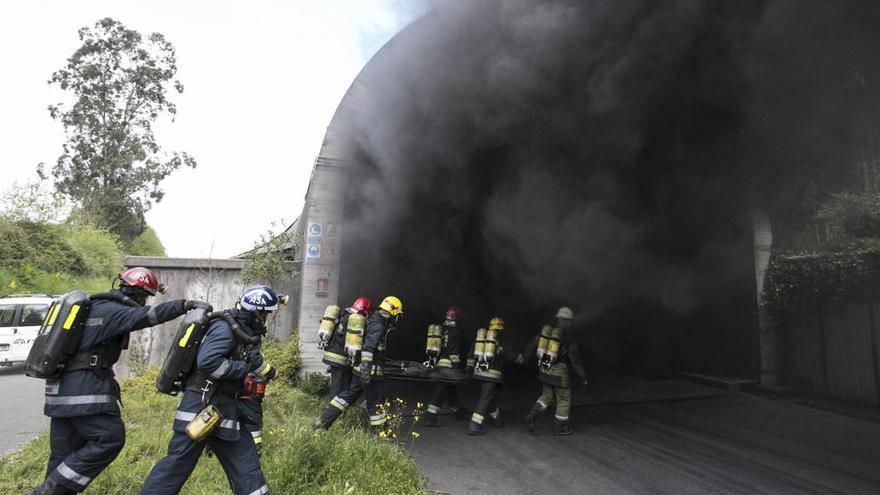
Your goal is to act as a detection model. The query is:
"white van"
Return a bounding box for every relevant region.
[0,295,54,366]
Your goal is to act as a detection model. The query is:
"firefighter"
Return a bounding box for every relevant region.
[314,296,403,432]
[467,317,522,436]
[140,285,282,495]
[424,306,467,426]
[523,307,588,436]
[321,297,372,399]
[28,267,209,495]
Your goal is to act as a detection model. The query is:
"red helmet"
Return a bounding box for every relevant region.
[118,267,164,296]
[445,306,462,321]
[352,297,372,316]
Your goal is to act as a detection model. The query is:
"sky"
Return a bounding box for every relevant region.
[0,0,426,258]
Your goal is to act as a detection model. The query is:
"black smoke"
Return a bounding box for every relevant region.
[334,0,880,377]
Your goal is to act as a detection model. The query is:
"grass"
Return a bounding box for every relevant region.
[0,368,427,494]
[0,266,112,296]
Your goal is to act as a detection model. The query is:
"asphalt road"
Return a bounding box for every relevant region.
[408,392,880,495]
[0,364,48,456]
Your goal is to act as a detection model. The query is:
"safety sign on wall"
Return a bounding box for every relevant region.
[307,223,322,244]
[305,244,321,264]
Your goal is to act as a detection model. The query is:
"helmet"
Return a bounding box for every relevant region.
[239,285,285,312]
[445,306,462,321]
[378,296,404,316]
[118,267,163,295]
[556,307,574,320]
[352,297,372,316]
[488,317,504,331]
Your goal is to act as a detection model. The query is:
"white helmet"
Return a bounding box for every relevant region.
[556,306,574,320]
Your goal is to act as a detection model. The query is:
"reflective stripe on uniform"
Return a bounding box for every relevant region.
[219,419,239,430]
[322,351,349,365]
[471,412,484,424]
[57,462,92,487]
[251,430,263,444]
[330,397,349,411]
[489,408,501,419]
[555,415,569,421]
[536,400,548,410]
[247,484,269,495]
[257,362,271,376]
[210,360,231,379]
[436,358,452,368]
[369,414,386,426]
[449,354,461,363]
[426,404,440,414]
[361,351,374,363]
[474,368,502,379]
[147,307,159,325]
[175,411,196,422]
[45,394,116,406]
[84,317,103,327]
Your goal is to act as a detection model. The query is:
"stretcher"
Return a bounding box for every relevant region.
[382,359,471,384]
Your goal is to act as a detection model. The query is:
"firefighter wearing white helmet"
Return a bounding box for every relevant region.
[523,306,588,436]
[314,296,403,432]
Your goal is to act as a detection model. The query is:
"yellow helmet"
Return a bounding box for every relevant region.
[378,296,404,316]
[488,317,504,331]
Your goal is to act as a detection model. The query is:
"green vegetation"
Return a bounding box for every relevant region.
[0,218,120,295]
[128,227,167,257]
[0,339,427,494]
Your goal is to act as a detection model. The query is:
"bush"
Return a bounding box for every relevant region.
[299,372,331,398]
[65,223,122,276]
[262,335,302,386]
[128,227,167,256]
[0,368,427,494]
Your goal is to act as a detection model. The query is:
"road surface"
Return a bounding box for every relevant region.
[0,364,48,456]
[402,377,880,494]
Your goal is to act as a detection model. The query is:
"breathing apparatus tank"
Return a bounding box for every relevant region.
[483,329,498,366]
[317,305,341,350]
[155,308,211,395]
[542,326,564,369]
[344,312,366,361]
[473,328,487,369]
[424,324,443,368]
[25,291,92,379]
[536,324,553,362]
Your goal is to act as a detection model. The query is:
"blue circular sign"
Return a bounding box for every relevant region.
[309,224,322,235]
[307,245,320,256]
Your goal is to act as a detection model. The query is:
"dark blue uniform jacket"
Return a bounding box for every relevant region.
[44,293,186,417]
[171,311,265,442]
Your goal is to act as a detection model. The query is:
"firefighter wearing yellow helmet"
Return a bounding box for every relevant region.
[467,316,523,435]
[314,296,403,432]
[523,306,588,436]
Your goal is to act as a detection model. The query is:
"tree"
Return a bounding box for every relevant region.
[128,227,167,256]
[39,17,196,244]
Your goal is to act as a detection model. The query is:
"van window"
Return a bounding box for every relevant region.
[20,304,49,326]
[0,305,15,327]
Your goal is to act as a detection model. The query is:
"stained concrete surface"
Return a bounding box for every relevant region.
[0,365,48,456]
[398,376,880,495]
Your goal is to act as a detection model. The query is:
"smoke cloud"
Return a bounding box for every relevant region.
[333,0,880,375]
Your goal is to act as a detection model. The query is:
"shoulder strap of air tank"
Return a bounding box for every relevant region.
[65,345,115,371]
[90,291,140,307]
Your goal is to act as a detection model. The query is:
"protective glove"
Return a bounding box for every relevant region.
[359,363,372,384]
[184,300,212,312]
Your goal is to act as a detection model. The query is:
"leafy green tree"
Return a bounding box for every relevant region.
[39,17,196,244]
[241,221,301,289]
[128,227,167,256]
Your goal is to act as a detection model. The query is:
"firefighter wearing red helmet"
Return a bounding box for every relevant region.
[28,267,210,495]
[321,297,373,398]
[424,306,467,426]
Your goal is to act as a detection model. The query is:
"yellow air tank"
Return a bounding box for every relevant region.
[317,305,341,349]
[425,324,442,360]
[536,324,552,360]
[545,326,563,366]
[473,327,487,363]
[344,313,366,359]
[484,329,498,363]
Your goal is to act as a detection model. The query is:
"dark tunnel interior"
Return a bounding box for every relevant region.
[330,0,880,380]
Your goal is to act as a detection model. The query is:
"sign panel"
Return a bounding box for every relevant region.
[305,243,321,264]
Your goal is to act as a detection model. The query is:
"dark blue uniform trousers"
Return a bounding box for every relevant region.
[47,414,125,491]
[140,430,268,495]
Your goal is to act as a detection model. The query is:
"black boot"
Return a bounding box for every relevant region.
[423,413,439,427]
[491,410,504,428]
[524,403,542,433]
[468,423,485,435]
[26,478,74,495]
[554,419,573,436]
